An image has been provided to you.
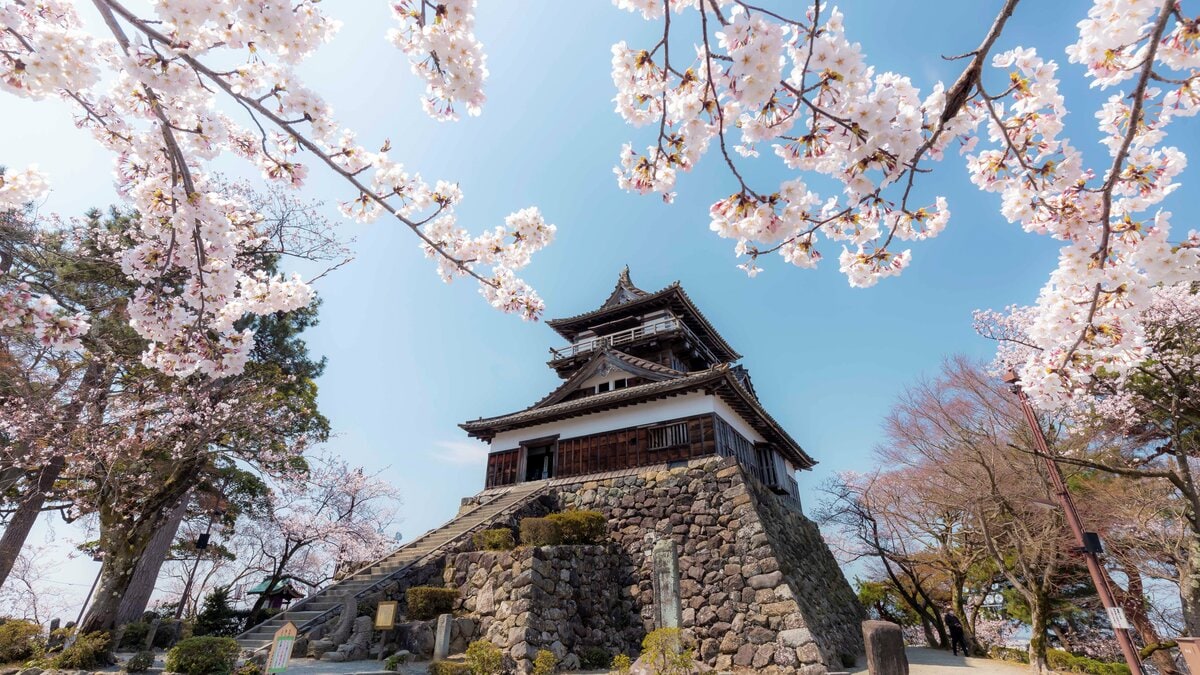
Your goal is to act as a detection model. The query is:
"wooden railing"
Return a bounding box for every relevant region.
[549,317,717,363]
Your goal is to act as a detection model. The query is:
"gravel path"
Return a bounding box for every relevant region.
[849,647,1030,674]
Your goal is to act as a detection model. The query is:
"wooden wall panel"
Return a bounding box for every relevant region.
[487,412,759,488]
[485,448,520,488]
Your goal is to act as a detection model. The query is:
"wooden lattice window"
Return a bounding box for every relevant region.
[649,422,689,450]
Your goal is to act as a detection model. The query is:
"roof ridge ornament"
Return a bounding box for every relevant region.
[600,265,648,309]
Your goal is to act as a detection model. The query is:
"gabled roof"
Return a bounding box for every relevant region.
[546,272,741,362]
[600,266,650,309]
[530,348,684,409]
[460,364,814,469]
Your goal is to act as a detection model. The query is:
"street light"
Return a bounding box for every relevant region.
[1002,370,1144,675]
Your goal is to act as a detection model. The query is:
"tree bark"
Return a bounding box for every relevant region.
[1110,562,1181,675]
[1028,595,1051,675]
[1180,533,1200,637]
[81,455,205,635]
[79,544,144,636]
[115,492,190,625]
[0,456,65,588]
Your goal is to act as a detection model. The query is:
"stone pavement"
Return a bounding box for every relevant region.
[92,646,1027,674]
[850,647,1030,674]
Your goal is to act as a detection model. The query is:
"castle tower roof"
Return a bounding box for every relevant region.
[546,269,741,366]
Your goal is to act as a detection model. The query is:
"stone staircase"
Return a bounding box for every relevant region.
[235,481,548,651]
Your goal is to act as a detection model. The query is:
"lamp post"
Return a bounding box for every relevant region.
[1002,371,1144,675]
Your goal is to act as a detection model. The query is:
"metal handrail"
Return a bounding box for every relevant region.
[549,317,718,364]
[261,483,550,641]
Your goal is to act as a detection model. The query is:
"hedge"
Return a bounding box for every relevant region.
[124,650,155,673]
[50,631,110,670]
[547,510,606,544]
[0,618,43,663]
[1046,649,1131,675]
[165,636,240,675]
[519,517,562,546]
[472,528,516,551]
[406,586,458,621]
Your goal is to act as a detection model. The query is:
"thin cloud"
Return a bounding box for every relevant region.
[432,440,489,466]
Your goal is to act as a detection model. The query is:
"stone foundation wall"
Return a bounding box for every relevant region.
[551,457,864,674]
[744,474,865,668]
[444,546,641,672]
[304,457,863,674]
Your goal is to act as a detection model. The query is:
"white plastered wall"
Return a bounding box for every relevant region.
[488,391,766,452]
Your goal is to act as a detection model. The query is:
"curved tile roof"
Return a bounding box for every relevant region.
[460,364,814,469]
[546,280,741,362]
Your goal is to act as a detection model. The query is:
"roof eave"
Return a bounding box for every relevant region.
[547,284,741,362]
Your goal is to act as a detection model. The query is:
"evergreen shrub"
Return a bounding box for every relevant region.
[123,650,155,673]
[194,586,243,637]
[611,653,632,675]
[51,631,109,670]
[472,528,516,551]
[165,636,240,675]
[546,510,606,544]
[118,621,150,650]
[519,517,561,546]
[406,587,458,621]
[641,628,693,675]
[464,639,503,675]
[0,618,43,663]
[1046,649,1131,675]
[532,648,557,675]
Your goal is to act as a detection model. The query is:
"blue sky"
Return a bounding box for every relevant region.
[7,1,1199,600]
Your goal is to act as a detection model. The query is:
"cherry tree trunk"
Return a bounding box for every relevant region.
[1181,534,1200,638]
[0,455,65,589]
[80,545,143,635]
[1028,598,1051,675]
[115,493,190,625]
[82,457,204,635]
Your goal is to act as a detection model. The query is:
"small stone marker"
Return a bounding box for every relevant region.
[266,621,298,674]
[651,539,682,629]
[862,620,908,675]
[144,616,161,650]
[433,613,453,662]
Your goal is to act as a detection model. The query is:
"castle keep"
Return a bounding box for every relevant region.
[463,268,810,501]
[238,270,863,673]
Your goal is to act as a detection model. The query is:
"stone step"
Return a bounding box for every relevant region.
[238,484,547,641]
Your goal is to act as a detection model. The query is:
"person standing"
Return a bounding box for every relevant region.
[944,610,969,656]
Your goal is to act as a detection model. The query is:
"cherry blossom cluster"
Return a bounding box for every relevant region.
[611,0,974,286]
[388,0,488,121]
[616,0,1200,408]
[965,0,1200,405]
[1,0,548,377]
[0,283,90,351]
[0,165,49,209]
[264,454,400,576]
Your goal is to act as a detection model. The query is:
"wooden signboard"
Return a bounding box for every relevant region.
[375,601,399,630]
[265,621,297,674]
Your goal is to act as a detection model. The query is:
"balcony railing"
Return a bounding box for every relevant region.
[549,317,717,364]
